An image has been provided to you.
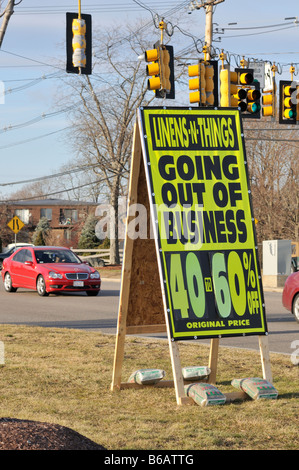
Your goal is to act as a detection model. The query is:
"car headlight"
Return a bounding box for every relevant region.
[48,271,63,279]
[90,271,100,279]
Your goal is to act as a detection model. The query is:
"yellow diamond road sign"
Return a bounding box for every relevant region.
[7,216,25,234]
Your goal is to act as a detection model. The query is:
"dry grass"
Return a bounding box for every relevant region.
[0,324,298,450]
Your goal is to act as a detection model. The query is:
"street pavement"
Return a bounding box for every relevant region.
[0,278,298,357]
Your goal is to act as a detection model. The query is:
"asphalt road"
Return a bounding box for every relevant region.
[0,278,298,357]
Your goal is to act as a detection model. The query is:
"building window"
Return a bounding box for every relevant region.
[59,209,78,225]
[14,209,30,224]
[40,208,52,221]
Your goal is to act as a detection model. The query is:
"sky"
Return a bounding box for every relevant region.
[0,0,299,200]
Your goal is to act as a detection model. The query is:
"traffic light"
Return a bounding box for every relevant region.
[188,62,205,105]
[219,68,245,109]
[146,48,161,91]
[279,81,297,124]
[234,68,261,118]
[157,45,175,99]
[73,18,87,68]
[188,60,218,106]
[246,82,261,116]
[219,67,231,107]
[219,67,261,117]
[145,43,175,99]
[262,82,276,118]
[66,12,92,75]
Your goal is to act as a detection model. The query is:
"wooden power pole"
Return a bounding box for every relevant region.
[0,0,15,48]
[189,0,225,59]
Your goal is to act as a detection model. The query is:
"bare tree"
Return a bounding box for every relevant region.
[245,123,299,242]
[64,25,153,264]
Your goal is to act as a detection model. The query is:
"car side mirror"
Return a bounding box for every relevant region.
[24,261,33,266]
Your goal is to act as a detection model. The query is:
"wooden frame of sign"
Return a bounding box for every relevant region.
[111,108,272,406]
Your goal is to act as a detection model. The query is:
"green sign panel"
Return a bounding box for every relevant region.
[139,106,267,341]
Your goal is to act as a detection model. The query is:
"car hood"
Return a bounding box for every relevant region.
[40,263,94,273]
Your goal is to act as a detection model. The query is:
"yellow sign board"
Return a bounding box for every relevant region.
[139,107,267,340]
[7,216,25,234]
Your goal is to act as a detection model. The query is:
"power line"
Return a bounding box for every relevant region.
[0,176,108,204]
[0,126,71,150]
[2,71,64,95]
[0,104,75,134]
[14,2,189,15]
[218,20,297,31]
[0,162,100,187]
[0,49,65,70]
[221,24,299,39]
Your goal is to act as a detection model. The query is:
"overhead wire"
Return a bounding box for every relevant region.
[14,1,190,15]
[2,71,64,95]
[1,2,299,196]
[0,177,106,203]
[0,126,72,150]
[217,20,297,31]
[0,104,75,134]
[0,162,100,187]
[221,24,299,40]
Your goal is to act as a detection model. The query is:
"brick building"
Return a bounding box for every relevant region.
[2,198,98,248]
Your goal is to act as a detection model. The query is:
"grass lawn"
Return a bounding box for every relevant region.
[0,324,298,450]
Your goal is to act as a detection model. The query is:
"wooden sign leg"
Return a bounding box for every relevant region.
[111,122,141,391]
[168,340,190,405]
[258,335,273,383]
[208,338,219,385]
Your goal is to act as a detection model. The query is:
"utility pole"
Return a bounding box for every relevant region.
[0,0,15,48]
[189,0,225,60]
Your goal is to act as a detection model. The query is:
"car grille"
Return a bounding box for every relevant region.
[65,273,89,280]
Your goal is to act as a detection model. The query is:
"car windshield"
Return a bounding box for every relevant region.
[34,249,81,264]
[3,247,13,253]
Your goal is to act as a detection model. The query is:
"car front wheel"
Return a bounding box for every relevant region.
[36,275,49,297]
[4,272,17,292]
[292,293,299,323]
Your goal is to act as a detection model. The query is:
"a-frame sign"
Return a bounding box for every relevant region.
[111,106,272,405]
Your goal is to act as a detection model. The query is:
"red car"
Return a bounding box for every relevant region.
[1,246,101,297]
[282,272,299,323]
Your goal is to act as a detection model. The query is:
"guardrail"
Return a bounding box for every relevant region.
[72,248,123,264]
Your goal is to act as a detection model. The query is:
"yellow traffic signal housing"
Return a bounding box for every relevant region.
[160,47,171,92]
[146,48,161,91]
[66,12,92,75]
[262,81,276,118]
[219,68,231,107]
[145,43,175,99]
[219,67,260,118]
[238,70,253,86]
[188,62,206,104]
[219,69,246,109]
[188,60,218,107]
[279,80,297,124]
[72,17,86,68]
[234,68,261,118]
